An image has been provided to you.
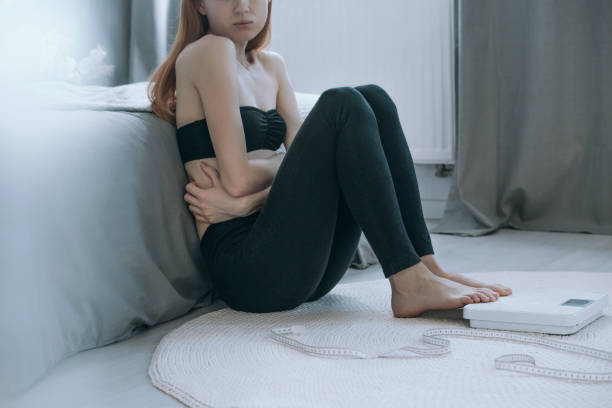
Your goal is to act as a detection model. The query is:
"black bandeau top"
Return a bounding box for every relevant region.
[176,106,286,163]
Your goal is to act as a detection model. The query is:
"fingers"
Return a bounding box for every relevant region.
[184,185,204,218]
[184,180,215,223]
[200,160,219,176]
[185,181,204,199]
[184,188,199,205]
[188,203,211,223]
[188,204,202,216]
[200,161,219,185]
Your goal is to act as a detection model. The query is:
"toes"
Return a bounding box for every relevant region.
[461,296,474,305]
[493,285,512,296]
[475,290,492,302]
[474,288,499,302]
[481,288,499,300]
[478,288,495,302]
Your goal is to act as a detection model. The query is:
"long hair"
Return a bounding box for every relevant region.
[148,0,273,126]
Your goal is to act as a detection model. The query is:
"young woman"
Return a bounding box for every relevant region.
[149,0,512,317]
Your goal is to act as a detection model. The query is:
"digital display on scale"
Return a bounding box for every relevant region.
[561,298,593,307]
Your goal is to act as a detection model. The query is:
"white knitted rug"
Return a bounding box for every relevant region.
[148,272,612,408]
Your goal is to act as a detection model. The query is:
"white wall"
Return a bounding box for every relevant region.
[268,0,456,165]
[268,0,456,218]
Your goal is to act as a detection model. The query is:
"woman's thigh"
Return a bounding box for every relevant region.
[304,193,362,303]
[226,87,365,311]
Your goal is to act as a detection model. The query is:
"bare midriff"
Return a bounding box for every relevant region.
[183,148,279,242]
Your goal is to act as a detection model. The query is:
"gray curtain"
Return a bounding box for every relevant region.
[46,0,180,86]
[127,0,181,83]
[431,0,612,237]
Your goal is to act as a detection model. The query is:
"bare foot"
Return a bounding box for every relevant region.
[437,271,513,296]
[389,262,499,318]
[421,255,513,296]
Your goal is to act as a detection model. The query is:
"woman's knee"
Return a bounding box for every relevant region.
[354,83,397,111]
[319,86,370,111]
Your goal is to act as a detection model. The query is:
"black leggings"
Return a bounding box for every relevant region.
[200,84,434,313]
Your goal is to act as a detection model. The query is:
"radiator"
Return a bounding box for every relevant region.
[270,0,456,164]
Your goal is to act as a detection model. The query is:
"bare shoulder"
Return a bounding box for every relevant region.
[175,35,240,125]
[257,49,288,80]
[176,34,236,72]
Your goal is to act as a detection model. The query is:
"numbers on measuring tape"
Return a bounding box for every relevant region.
[269,326,612,383]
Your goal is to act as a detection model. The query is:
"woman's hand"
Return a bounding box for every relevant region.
[183,161,245,224]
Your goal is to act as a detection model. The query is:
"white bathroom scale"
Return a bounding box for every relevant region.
[462,289,609,334]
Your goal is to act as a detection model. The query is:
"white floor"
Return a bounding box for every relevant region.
[5,220,612,408]
[342,219,612,285]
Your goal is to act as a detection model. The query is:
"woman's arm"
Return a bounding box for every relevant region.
[186,155,280,222]
[236,185,272,217]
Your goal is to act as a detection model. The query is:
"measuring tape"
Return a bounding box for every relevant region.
[270,325,612,383]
